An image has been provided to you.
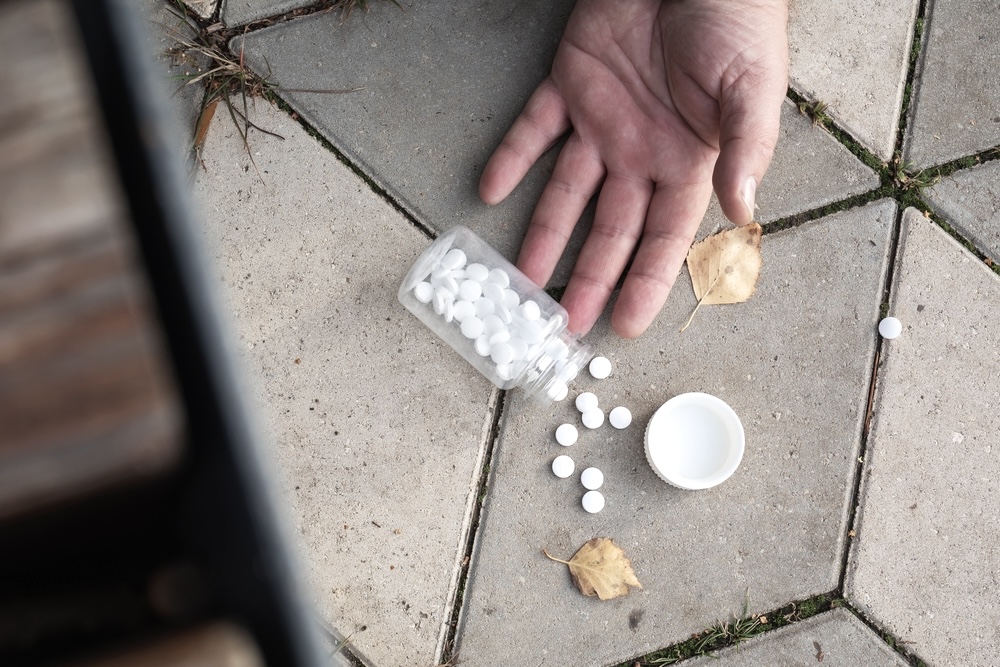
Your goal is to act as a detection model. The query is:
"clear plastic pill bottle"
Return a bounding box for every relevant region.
[398,225,592,404]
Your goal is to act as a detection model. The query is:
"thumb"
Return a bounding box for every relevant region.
[713,51,788,226]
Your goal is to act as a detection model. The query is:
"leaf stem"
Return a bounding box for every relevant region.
[680,272,722,332]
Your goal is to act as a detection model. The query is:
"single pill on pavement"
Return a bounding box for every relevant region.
[879,316,902,339]
[581,467,604,490]
[582,408,605,429]
[609,406,632,429]
[589,356,612,379]
[555,423,578,447]
[414,281,434,303]
[575,392,598,413]
[582,490,605,514]
[552,455,574,479]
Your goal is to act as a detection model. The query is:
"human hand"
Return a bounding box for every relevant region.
[479,0,789,337]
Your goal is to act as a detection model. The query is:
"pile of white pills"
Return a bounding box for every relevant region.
[548,356,633,514]
[411,247,579,399]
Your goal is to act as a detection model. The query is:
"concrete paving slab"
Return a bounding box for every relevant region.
[191,98,497,667]
[137,0,207,149]
[789,0,918,160]
[685,609,909,667]
[925,160,1000,264]
[456,201,896,667]
[222,0,308,27]
[846,208,1000,667]
[238,5,879,288]
[903,0,1000,168]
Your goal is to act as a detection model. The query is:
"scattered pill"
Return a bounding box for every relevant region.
[552,455,575,479]
[582,490,605,513]
[879,316,902,339]
[575,392,599,413]
[609,406,632,429]
[582,408,605,429]
[580,467,604,490]
[555,424,579,447]
[589,356,612,379]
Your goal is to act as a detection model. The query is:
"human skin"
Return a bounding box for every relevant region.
[479,0,789,338]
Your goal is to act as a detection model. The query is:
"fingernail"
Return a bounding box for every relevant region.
[740,177,757,223]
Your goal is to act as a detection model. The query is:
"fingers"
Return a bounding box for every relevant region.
[559,173,653,334]
[479,78,571,206]
[610,179,714,338]
[712,54,789,226]
[516,134,605,287]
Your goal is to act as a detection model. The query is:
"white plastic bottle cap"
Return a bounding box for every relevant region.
[552,455,574,479]
[589,356,612,379]
[581,408,605,429]
[580,467,604,490]
[582,490,605,513]
[609,406,632,429]
[555,423,578,446]
[879,316,902,339]
[575,392,598,413]
[645,392,745,490]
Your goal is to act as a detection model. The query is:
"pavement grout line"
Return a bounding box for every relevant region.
[840,603,930,667]
[438,388,508,666]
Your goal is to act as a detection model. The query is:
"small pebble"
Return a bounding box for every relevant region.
[609,406,632,429]
[589,356,612,379]
[879,316,902,339]
[580,467,604,490]
[555,424,579,447]
[575,392,599,413]
[414,281,434,303]
[582,490,605,514]
[552,455,574,479]
[581,408,605,429]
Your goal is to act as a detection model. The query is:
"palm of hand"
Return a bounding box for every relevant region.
[480,0,788,337]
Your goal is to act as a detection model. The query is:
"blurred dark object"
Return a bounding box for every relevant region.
[0,1,328,665]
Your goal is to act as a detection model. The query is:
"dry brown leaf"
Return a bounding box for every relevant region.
[681,223,763,331]
[543,537,642,600]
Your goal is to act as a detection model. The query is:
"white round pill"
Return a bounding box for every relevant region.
[555,423,578,447]
[582,408,605,429]
[582,490,605,513]
[509,337,528,361]
[496,363,512,381]
[481,314,504,336]
[491,342,514,366]
[465,263,489,282]
[488,268,510,287]
[580,467,604,490]
[453,300,476,322]
[575,392,599,413]
[609,406,632,429]
[442,248,466,270]
[551,382,569,402]
[414,281,434,303]
[459,280,482,302]
[519,320,544,344]
[496,304,513,324]
[521,300,541,321]
[432,289,450,315]
[460,316,484,339]
[489,330,511,346]
[474,335,492,356]
[552,455,575,479]
[502,289,520,309]
[443,300,455,323]
[483,282,505,304]
[879,316,902,339]
[589,356,612,379]
[474,297,496,318]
